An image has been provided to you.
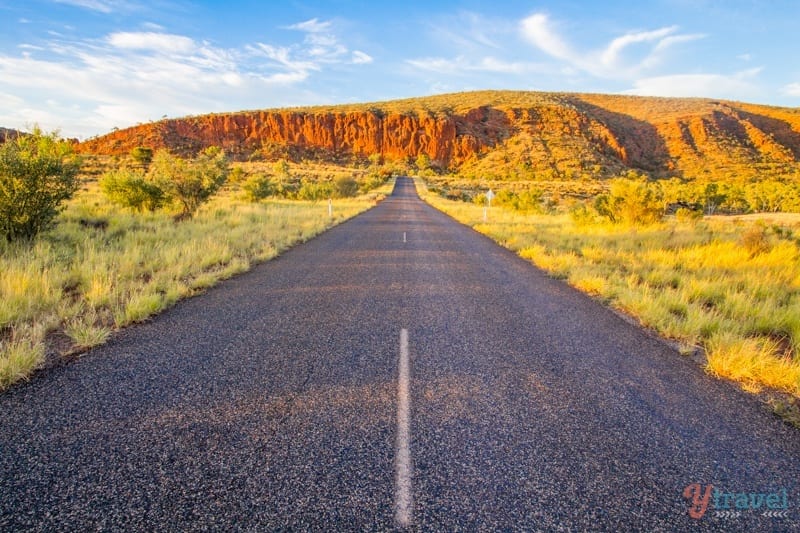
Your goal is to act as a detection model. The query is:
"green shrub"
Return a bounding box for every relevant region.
[492,188,544,212]
[130,147,153,168]
[148,147,229,217]
[297,180,333,201]
[242,174,273,201]
[333,176,359,198]
[0,128,81,241]
[595,178,664,225]
[358,172,387,192]
[675,207,703,223]
[100,169,165,212]
[569,203,596,226]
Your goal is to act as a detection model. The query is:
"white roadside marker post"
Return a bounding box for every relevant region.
[328,198,333,218]
[484,188,495,222]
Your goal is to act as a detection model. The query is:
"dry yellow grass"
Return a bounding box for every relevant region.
[0,176,393,391]
[419,179,800,397]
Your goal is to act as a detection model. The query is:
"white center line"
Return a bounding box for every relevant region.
[395,328,413,527]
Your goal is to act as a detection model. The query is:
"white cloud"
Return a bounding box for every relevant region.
[520,13,704,79]
[781,83,800,96]
[107,32,196,53]
[601,26,676,67]
[407,55,547,76]
[52,0,133,13]
[285,18,332,34]
[0,22,373,137]
[520,14,575,62]
[625,68,761,99]
[426,12,509,51]
[351,50,373,64]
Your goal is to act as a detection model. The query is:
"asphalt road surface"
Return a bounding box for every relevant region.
[1,177,798,531]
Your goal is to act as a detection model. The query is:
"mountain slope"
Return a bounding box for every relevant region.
[77,91,800,181]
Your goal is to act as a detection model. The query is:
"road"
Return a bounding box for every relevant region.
[1,177,798,531]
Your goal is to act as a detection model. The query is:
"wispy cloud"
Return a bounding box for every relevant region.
[426,12,510,51]
[52,0,135,13]
[625,68,762,98]
[407,55,546,76]
[0,19,373,137]
[107,32,196,53]
[520,13,704,79]
[781,82,800,97]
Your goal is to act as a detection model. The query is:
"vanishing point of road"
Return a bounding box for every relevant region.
[1,178,798,531]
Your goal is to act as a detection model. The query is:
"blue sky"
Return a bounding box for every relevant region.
[1,0,799,138]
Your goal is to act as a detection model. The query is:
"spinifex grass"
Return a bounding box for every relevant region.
[0,180,392,391]
[419,180,800,397]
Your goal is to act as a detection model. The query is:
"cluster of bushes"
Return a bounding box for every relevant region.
[101,147,229,217]
[474,188,545,213]
[434,172,800,227]
[0,129,81,242]
[659,178,800,214]
[232,158,391,203]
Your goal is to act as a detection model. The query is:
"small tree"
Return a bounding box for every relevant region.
[242,174,273,202]
[100,169,165,212]
[148,147,229,217]
[274,159,291,180]
[333,176,359,198]
[0,128,81,241]
[130,146,153,168]
[595,178,664,225]
[415,153,431,172]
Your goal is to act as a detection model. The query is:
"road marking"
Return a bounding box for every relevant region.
[395,328,412,527]
[403,231,407,243]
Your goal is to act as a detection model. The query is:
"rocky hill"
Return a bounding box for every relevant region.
[0,127,22,142]
[77,91,800,181]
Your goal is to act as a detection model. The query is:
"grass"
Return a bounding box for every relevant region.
[0,175,393,391]
[419,179,800,397]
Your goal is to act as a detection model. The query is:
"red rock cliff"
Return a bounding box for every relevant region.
[76,91,800,179]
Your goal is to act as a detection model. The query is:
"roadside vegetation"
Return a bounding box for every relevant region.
[418,178,800,399]
[0,133,394,391]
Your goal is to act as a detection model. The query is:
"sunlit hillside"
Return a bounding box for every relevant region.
[76,91,800,184]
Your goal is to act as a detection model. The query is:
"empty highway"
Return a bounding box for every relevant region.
[1,177,798,531]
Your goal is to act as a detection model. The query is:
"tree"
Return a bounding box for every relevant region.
[242,174,273,202]
[595,178,664,225]
[148,147,229,217]
[273,159,291,180]
[333,176,359,198]
[130,146,153,168]
[415,153,431,172]
[0,128,81,241]
[100,169,165,212]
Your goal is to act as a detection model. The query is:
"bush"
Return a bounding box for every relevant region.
[358,172,387,192]
[100,169,165,212]
[492,188,544,212]
[595,178,664,225]
[0,128,81,241]
[242,174,273,201]
[148,147,229,217]
[741,225,771,256]
[675,207,703,223]
[130,147,153,168]
[297,180,333,201]
[333,176,359,198]
[569,204,596,226]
